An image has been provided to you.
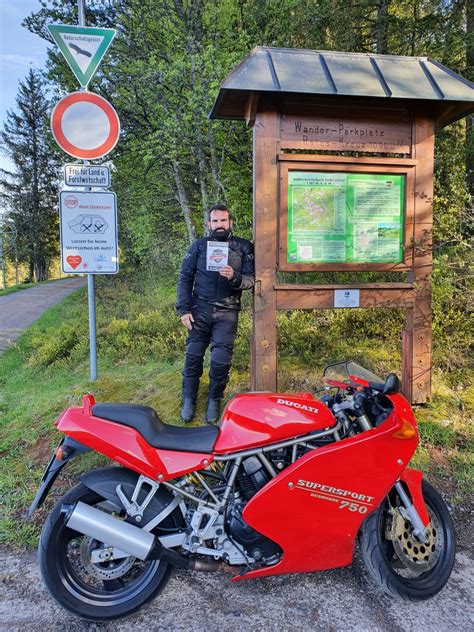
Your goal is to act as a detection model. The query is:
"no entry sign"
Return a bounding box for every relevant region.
[51,92,120,159]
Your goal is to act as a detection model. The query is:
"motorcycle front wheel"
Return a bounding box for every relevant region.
[360,480,455,601]
[39,483,174,621]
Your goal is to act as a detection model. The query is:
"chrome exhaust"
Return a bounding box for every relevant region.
[62,501,222,571]
[63,501,154,560]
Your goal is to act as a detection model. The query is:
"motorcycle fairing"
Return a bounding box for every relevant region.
[400,467,430,526]
[55,406,214,480]
[215,392,336,453]
[236,394,419,580]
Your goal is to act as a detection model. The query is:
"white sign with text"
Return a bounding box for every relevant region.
[60,190,118,274]
[64,164,110,187]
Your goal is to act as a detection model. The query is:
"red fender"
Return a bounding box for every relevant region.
[399,467,430,526]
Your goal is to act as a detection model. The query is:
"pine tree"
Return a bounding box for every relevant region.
[0,68,59,282]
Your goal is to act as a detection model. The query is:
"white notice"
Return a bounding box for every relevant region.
[206,241,229,271]
[60,190,118,274]
[65,164,110,187]
[334,289,360,308]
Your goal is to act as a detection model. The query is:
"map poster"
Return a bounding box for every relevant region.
[287,172,404,264]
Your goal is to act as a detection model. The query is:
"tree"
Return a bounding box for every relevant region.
[0,68,60,282]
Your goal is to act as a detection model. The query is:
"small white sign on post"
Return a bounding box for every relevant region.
[60,190,118,274]
[65,164,110,187]
[334,289,360,308]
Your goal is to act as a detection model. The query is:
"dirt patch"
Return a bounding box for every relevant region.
[27,435,54,463]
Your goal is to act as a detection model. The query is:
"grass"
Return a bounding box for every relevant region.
[0,274,472,548]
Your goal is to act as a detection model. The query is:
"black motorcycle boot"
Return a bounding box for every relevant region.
[180,398,196,423]
[180,377,199,423]
[205,397,221,424]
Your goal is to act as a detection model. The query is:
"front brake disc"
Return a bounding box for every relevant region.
[387,507,441,572]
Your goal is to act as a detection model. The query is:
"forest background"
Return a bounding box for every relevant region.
[0,0,472,545]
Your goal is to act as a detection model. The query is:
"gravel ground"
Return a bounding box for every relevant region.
[0,277,87,353]
[1,542,472,631]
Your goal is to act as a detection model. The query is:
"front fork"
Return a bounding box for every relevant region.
[396,468,430,543]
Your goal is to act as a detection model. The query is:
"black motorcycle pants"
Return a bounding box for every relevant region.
[182,304,239,401]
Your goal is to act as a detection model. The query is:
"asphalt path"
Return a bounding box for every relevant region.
[0,544,472,631]
[0,277,87,353]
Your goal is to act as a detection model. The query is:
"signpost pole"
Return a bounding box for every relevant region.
[77,0,98,382]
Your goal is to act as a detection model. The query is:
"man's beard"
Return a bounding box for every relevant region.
[211,227,231,241]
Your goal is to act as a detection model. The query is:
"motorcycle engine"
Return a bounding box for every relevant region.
[227,456,281,561]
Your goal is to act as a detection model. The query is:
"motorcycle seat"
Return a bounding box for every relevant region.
[91,403,219,453]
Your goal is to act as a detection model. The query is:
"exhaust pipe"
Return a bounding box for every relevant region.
[63,501,154,560]
[62,501,221,571]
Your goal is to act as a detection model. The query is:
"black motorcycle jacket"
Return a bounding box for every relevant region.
[176,234,255,315]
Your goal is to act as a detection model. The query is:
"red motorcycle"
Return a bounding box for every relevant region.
[28,361,455,621]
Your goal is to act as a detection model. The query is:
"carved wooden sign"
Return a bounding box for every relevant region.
[280,115,411,154]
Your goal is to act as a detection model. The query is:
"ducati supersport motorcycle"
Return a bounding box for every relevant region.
[28,361,455,621]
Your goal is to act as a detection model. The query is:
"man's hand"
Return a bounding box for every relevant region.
[219,265,234,280]
[180,313,194,331]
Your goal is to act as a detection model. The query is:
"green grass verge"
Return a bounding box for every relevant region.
[0,276,472,548]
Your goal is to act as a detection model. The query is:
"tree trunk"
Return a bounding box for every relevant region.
[208,125,227,202]
[189,51,210,227]
[466,0,474,198]
[172,160,196,244]
[375,0,390,54]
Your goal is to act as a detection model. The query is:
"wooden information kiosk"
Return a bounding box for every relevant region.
[210,47,474,403]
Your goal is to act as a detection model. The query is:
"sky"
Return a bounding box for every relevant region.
[1,0,50,173]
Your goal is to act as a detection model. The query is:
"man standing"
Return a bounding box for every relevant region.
[176,204,254,423]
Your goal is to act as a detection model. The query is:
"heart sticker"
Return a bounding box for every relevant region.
[66,255,82,269]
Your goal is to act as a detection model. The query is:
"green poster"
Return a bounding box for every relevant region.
[287,172,404,263]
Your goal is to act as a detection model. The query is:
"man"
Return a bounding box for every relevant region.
[176,204,254,423]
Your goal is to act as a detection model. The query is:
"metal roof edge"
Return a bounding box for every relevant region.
[259,45,431,63]
[220,47,262,90]
[426,57,474,89]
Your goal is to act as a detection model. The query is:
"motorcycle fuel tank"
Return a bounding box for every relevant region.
[214,392,336,453]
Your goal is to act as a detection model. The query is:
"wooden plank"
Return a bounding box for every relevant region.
[245,92,258,128]
[276,288,415,310]
[252,106,279,391]
[280,114,412,154]
[275,283,414,290]
[278,154,418,166]
[403,117,435,404]
[280,98,411,123]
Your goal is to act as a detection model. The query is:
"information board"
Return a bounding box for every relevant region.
[287,172,404,264]
[60,190,118,274]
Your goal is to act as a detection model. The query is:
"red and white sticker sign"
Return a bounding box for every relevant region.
[51,92,120,159]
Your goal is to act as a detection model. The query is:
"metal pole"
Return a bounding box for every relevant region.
[88,274,97,381]
[78,0,98,382]
[78,0,86,26]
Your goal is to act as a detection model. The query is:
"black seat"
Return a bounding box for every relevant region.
[91,403,219,453]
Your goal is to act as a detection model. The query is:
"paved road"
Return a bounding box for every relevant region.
[0,546,472,631]
[0,277,87,353]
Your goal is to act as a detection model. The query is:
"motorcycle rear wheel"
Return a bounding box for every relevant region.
[39,483,174,621]
[360,480,455,601]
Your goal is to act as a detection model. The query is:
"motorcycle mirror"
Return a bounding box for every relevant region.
[383,373,400,395]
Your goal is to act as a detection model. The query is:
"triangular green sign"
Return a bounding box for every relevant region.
[48,24,116,87]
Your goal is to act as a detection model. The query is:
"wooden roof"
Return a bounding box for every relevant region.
[209,47,474,128]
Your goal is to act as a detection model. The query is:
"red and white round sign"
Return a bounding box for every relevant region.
[51,91,120,159]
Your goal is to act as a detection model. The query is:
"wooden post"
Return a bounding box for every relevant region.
[252,106,278,391]
[402,116,434,403]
